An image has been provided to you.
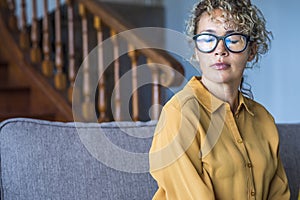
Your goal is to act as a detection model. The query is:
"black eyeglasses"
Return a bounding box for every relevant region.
[193,33,251,53]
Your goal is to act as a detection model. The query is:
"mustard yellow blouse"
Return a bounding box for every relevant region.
[149,76,290,200]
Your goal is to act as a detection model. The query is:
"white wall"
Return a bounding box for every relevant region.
[163,0,300,123]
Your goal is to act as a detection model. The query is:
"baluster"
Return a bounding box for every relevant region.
[8,0,18,31]
[148,59,161,120]
[94,16,107,122]
[54,0,66,90]
[111,29,121,121]
[79,4,93,121]
[42,0,53,77]
[128,45,139,121]
[30,0,41,63]
[66,0,76,103]
[19,0,30,49]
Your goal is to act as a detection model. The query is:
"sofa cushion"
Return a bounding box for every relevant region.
[0,118,158,200]
[0,118,299,200]
[277,124,300,200]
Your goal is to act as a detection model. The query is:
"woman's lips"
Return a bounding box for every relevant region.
[211,63,230,70]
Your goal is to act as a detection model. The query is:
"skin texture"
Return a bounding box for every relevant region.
[195,9,257,113]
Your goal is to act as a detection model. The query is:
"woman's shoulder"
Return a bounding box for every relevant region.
[243,96,275,123]
[164,84,200,111]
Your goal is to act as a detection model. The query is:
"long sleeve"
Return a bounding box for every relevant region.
[149,98,215,200]
[267,157,290,200]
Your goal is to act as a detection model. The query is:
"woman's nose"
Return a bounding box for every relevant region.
[214,40,229,56]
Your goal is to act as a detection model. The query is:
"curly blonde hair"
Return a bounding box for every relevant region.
[186,0,272,65]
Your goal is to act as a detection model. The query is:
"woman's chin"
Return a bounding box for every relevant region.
[203,73,234,84]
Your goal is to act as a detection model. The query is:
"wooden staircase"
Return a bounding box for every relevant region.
[0,60,31,121]
[0,55,66,121]
[0,0,184,122]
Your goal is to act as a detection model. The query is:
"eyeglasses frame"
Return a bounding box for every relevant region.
[192,32,251,53]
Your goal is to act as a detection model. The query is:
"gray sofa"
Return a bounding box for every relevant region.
[0,118,299,200]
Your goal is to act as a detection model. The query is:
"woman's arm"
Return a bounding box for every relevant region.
[267,156,290,200]
[149,100,215,200]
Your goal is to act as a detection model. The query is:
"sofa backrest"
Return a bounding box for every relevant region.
[277,124,300,200]
[0,118,299,200]
[0,118,158,200]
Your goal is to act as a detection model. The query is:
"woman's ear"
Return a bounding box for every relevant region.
[248,43,257,62]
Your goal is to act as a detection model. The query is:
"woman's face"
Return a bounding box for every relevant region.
[195,9,255,85]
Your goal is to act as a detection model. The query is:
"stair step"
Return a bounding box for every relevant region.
[0,112,56,122]
[0,81,30,89]
[0,61,8,67]
[0,62,8,83]
[0,86,31,113]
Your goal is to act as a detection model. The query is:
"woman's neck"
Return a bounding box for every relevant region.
[200,77,240,113]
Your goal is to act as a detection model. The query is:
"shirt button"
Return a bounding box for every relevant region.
[247,163,252,168]
[237,139,243,143]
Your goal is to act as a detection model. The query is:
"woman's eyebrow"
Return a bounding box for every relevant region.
[200,29,236,34]
[225,30,235,34]
[200,29,215,33]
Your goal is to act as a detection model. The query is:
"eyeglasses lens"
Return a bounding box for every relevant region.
[195,34,248,53]
[225,35,247,52]
[195,35,217,52]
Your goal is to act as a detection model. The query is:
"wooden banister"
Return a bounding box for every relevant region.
[0,14,73,121]
[0,0,185,122]
[76,0,184,87]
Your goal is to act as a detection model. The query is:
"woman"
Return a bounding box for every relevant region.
[149,0,290,199]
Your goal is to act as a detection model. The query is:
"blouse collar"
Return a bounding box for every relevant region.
[186,76,254,116]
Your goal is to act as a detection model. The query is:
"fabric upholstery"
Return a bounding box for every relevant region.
[0,118,157,200]
[0,118,298,200]
[277,124,300,200]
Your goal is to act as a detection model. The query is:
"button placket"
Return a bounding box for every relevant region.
[225,106,256,199]
[226,108,244,147]
[250,189,256,199]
